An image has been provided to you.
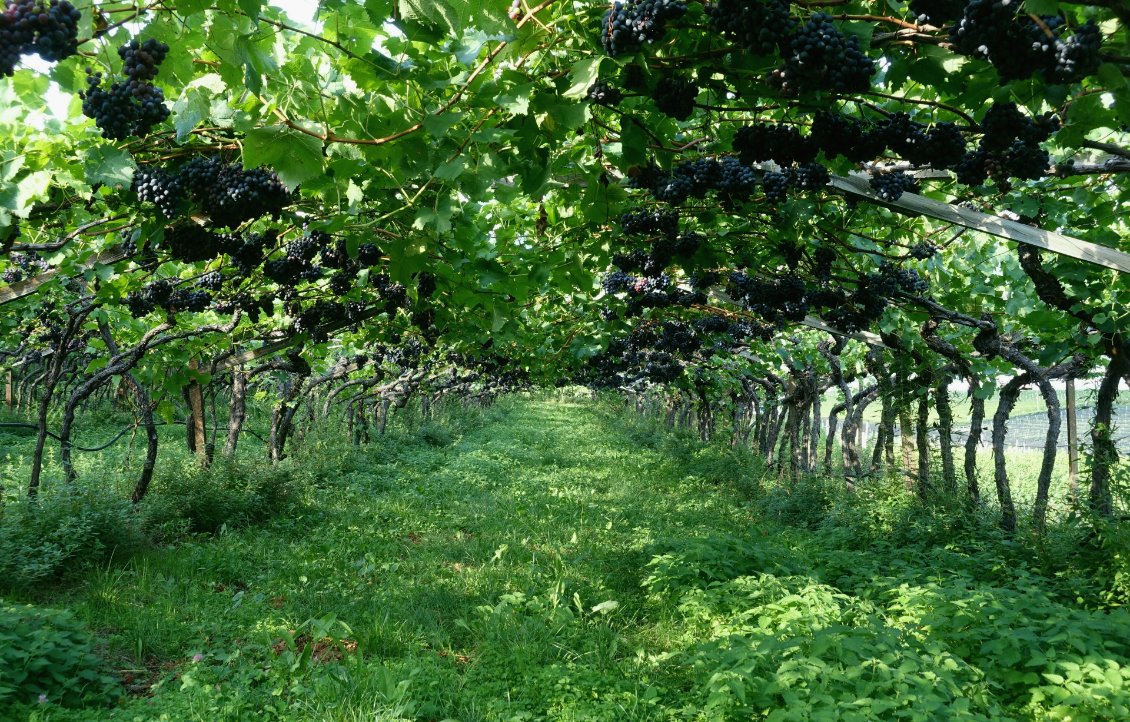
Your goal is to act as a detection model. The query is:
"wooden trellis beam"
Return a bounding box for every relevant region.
[829,173,1130,273]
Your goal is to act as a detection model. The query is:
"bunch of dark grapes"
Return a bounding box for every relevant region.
[812,245,836,280]
[178,157,291,228]
[951,2,1102,83]
[328,271,353,295]
[650,157,721,204]
[81,37,170,140]
[264,257,304,285]
[294,300,350,342]
[603,270,637,293]
[319,237,351,270]
[716,156,758,204]
[916,123,967,169]
[733,123,817,166]
[123,278,175,317]
[0,4,35,76]
[612,249,648,273]
[416,271,437,299]
[762,171,790,202]
[776,13,874,94]
[0,1,81,74]
[195,271,223,291]
[357,242,382,266]
[788,161,830,190]
[602,0,688,56]
[586,80,622,106]
[225,230,274,275]
[706,0,795,56]
[652,75,697,120]
[118,38,167,82]
[907,0,965,25]
[285,235,319,263]
[690,269,720,290]
[869,171,919,202]
[727,270,808,323]
[1049,20,1102,83]
[167,288,211,312]
[955,103,1055,184]
[162,224,226,263]
[132,167,185,218]
[81,72,169,140]
[909,242,937,260]
[620,207,679,237]
[810,111,886,163]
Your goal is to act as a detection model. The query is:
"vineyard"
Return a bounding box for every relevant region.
[1,0,1130,718]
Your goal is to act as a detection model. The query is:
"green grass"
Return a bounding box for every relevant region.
[2,397,1129,721]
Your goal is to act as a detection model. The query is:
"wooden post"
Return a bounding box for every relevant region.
[4,369,11,409]
[1066,378,1079,502]
[186,360,208,465]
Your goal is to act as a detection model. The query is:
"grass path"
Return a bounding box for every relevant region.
[15,398,1130,722]
[21,399,759,721]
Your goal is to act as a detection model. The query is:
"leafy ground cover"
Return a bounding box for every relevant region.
[2,397,1128,721]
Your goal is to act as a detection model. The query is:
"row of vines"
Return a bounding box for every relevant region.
[0,0,1128,534]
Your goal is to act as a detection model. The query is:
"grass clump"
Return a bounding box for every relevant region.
[140,456,303,541]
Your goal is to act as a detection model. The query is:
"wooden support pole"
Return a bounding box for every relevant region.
[1066,378,1079,502]
[4,369,11,409]
[186,361,208,465]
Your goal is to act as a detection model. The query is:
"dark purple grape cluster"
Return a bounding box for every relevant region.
[706,0,795,56]
[620,207,679,237]
[227,230,275,275]
[162,224,227,263]
[762,171,790,202]
[809,111,967,170]
[733,123,817,166]
[0,0,81,74]
[329,272,353,295]
[603,270,637,293]
[586,80,623,106]
[118,38,167,82]
[812,245,836,280]
[776,13,875,94]
[81,70,169,140]
[357,243,382,266]
[869,171,919,202]
[601,0,688,56]
[132,167,185,218]
[319,236,350,269]
[788,161,830,190]
[123,278,175,317]
[264,257,304,285]
[294,299,350,342]
[177,157,292,228]
[716,156,759,203]
[1049,20,1102,83]
[167,288,211,312]
[4,250,49,282]
[285,235,319,263]
[652,75,697,120]
[80,37,170,140]
[810,111,885,163]
[416,272,437,299]
[727,270,808,323]
[955,102,1055,185]
[951,2,1102,83]
[910,242,937,260]
[908,0,965,25]
[195,271,223,291]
